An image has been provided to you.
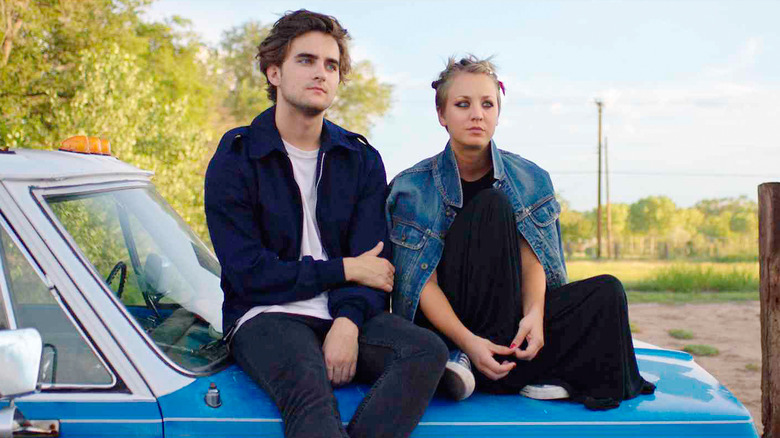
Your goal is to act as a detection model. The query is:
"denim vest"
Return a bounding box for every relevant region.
[386,141,568,321]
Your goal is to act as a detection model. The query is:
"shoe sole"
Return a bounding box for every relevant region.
[443,362,475,401]
[520,385,570,400]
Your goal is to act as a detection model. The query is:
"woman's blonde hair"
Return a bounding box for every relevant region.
[431,55,504,111]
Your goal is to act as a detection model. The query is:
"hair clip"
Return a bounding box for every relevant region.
[498,80,506,96]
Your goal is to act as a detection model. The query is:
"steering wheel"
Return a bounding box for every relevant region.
[141,253,168,319]
[106,261,127,299]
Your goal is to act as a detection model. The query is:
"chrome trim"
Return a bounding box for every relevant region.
[0,214,117,390]
[61,419,160,424]
[31,183,221,379]
[166,418,282,423]
[0,171,152,183]
[16,392,156,403]
[0,218,17,330]
[40,289,118,390]
[416,420,755,426]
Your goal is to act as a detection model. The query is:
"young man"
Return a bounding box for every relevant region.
[204,10,447,438]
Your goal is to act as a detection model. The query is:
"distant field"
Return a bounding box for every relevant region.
[567,260,760,303]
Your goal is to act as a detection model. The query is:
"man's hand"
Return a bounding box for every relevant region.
[511,308,544,361]
[461,334,516,381]
[322,317,359,386]
[343,241,395,292]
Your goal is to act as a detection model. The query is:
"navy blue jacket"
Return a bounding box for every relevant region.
[205,106,389,334]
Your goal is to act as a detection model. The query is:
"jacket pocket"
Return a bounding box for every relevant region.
[389,220,426,250]
[529,198,561,227]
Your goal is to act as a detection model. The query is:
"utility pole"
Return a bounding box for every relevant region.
[605,136,612,259]
[595,99,603,260]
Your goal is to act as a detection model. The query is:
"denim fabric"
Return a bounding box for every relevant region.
[205,106,390,334]
[386,141,567,321]
[231,312,447,438]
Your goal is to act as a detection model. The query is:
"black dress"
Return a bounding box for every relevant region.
[417,169,655,409]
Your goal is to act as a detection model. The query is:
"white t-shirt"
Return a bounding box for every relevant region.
[233,140,332,333]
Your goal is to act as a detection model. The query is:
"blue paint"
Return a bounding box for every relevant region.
[9,400,162,437]
[155,348,758,437]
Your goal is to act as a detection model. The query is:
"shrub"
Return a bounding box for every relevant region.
[630,264,757,292]
[683,344,719,356]
[668,329,694,340]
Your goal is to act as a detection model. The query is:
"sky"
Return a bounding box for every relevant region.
[144,0,780,211]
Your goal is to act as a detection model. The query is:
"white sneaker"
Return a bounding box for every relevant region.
[520,384,570,400]
[442,350,475,401]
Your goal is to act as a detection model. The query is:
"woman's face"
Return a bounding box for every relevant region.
[438,72,499,152]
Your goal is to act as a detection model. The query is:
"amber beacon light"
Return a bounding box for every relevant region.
[59,135,112,156]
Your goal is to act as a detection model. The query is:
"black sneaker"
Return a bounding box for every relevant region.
[442,349,475,401]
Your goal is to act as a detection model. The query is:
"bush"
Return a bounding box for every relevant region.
[630,264,758,292]
[668,329,694,340]
[683,344,719,356]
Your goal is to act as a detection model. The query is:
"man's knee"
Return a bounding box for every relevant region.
[365,313,448,366]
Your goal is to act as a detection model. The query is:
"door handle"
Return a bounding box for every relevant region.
[13,419,60,437]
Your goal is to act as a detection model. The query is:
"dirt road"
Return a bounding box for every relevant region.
[628,301,762,435]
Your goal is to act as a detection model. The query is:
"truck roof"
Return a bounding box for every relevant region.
[0,148,151,181]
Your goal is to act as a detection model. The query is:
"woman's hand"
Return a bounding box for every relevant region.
[462,333,516,381]
[510,307,544,361]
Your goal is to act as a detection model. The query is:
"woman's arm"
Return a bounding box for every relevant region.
[419,270,516,380]
[511,236,547,360]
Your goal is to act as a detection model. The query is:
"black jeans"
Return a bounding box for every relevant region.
[231,311,447,438]
[419,188,653,408]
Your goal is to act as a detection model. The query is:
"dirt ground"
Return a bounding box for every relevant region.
[628,301,762,435]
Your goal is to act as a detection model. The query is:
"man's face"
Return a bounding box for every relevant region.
[268,31,341,116]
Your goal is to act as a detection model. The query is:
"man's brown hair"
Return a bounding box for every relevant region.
[257,9,351,102]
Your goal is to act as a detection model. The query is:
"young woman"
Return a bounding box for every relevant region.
[386,56,654,409]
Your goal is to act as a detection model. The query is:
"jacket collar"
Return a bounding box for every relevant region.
[433,140,506,208]
[246,106,359,159]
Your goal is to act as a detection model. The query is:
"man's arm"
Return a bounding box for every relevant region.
[323,142,393,386]
[205,132,346,306]
[327,147,392,328]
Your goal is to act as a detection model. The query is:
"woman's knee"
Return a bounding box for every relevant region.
[591,274,627,305]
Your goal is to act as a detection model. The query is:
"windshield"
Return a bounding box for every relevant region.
[45,186,227,372]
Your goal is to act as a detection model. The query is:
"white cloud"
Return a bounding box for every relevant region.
[704,36,764,79]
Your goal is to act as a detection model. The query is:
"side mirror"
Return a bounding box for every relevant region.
[1,329,52,438]
[0,328,42,399]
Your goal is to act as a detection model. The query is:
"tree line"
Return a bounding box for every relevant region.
[560,195,758,261]
[1,0,391,241]
[1,1,757,261]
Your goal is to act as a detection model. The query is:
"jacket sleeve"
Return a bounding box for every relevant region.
[327,146,390,328]
[205,131,345,306]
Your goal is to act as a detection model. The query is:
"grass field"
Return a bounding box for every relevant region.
[567,260,760,303]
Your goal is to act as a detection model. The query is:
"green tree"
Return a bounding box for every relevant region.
[2,4,393,242]
[1,0,214,239]
[217,20,270,128]
[694,196,758,241]
[628,196,677,237]
[559,197,594,243]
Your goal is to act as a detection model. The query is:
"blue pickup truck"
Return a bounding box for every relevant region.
[0,139,758,437]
